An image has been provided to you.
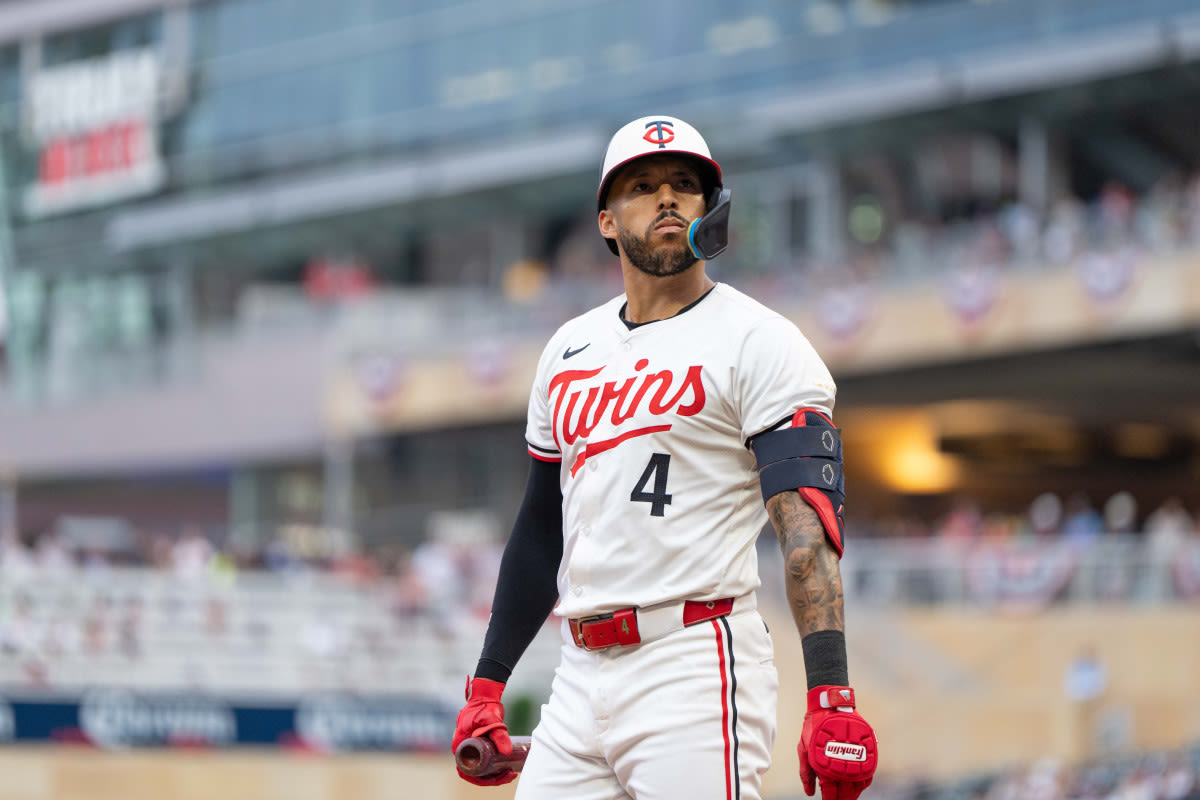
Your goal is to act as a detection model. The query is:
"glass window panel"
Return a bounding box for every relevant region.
[42,13,161,66]
[201,0,371,57]
[0,45,18,132]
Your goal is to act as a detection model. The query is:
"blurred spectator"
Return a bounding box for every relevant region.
[117,596,143,660]
[409,534,463,634]
[36,531,75,573]
[0,591,37,657]
[1029,492,1065,537]
[1162,754,1197,800]
[388,550,429,620]
[1145,497,1197,545]
[1143,497,1197,601]
[330,549,380,585]
[1063,644,1108,762]
[1062,493,1104,545]
[1043,194,1088,264]
[81,612,107,656]
[981,511,1022,540]
[1064,644,1108,703]
[1137,173,1187,252]
[172,525,213,580]
[205,597,229,638]
[1104,492,1139,535]
[0,533,36,577]
[998,200,1041,263]
[1097,181,1136,243]
[936,495,983,543]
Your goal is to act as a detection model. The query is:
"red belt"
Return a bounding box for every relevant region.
[568,598,735,651]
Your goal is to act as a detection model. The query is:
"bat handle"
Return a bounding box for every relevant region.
[455,735,533,777]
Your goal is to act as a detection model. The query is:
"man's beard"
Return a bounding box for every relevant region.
[618,215,699,277]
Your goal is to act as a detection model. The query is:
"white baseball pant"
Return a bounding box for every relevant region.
[514,598,778,800]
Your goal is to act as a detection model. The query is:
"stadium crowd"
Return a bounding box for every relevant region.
[524,170,1200,312]
[0,490,1196,601]
[0,488,1196,687]
[869,745,1200,800]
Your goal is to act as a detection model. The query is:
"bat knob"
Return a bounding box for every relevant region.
[456,739,485,771]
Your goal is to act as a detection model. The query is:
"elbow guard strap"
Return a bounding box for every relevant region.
[754,409,846,556]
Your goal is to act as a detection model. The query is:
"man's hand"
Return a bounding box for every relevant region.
[798,686,878,800]
[453,677,517,786]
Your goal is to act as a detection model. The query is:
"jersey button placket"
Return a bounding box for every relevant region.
[572,527,592,598]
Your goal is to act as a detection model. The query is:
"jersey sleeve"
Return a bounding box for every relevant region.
[735,316,836,442]
[525,338,563,463]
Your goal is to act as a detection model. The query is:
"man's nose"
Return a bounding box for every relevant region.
[655,183,679,209]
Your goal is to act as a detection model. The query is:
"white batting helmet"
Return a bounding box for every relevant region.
[598,114,722,202]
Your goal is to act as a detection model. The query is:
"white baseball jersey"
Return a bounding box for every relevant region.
[525,282,835,619]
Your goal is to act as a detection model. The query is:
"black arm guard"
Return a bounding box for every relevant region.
[751,408,846,556]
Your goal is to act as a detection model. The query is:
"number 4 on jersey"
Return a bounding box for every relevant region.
[631,453,672,517]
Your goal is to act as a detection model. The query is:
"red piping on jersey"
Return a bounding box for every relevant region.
[527,448,562,463]
[713,620,734,800]
[568,424,672,476]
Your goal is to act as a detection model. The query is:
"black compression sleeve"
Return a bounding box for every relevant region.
[474,457,563,683]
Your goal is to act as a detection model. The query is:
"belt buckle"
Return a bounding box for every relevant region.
[573,609,640,650]
[574,612,613,651]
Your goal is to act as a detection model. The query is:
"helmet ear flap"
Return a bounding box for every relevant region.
[687,188,732,261]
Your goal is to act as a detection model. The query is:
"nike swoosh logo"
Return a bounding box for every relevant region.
[563,344,590,359]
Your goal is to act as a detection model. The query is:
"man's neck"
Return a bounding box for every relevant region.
[620,263,714,324]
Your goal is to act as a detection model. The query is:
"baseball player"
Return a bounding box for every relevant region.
[453,115,878,800]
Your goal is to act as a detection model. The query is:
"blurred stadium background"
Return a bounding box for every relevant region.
[0,0,1199,798]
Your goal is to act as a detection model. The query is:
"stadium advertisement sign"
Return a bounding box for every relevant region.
[22,48,168,217]
[0,691,455,752]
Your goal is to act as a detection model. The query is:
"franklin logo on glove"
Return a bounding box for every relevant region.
[824,742,868,762]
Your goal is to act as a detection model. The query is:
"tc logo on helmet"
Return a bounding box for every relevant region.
[643,120,675,148]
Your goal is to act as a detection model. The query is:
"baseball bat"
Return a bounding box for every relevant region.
[455,735,533,777]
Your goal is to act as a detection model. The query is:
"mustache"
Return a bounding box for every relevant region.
[653,211,689,226]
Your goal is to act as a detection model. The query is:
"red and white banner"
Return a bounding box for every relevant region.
[22,49,166,217]
[964,539,1080,609]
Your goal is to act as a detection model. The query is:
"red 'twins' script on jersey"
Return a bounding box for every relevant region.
[548,358,706,475]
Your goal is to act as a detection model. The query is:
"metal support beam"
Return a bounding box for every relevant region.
[322,435,355,554]
[0,0,188,47]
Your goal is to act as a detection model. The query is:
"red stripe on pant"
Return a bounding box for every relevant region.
[712,620,733,800]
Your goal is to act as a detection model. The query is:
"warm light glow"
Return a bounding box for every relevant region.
[1112,422,1170,460]
[841,410,962,494]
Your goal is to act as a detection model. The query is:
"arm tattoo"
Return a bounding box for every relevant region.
[766,490,845,637]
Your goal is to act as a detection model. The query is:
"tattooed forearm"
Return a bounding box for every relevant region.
[766,490,845,637]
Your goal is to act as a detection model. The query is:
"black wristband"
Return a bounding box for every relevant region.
[474,657,512,684]
[801,629,849,690]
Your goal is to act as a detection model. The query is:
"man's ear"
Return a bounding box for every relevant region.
[598,208,618,240]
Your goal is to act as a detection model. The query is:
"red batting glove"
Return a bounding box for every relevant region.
[452,676,517,786]
[798,686,878,800]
